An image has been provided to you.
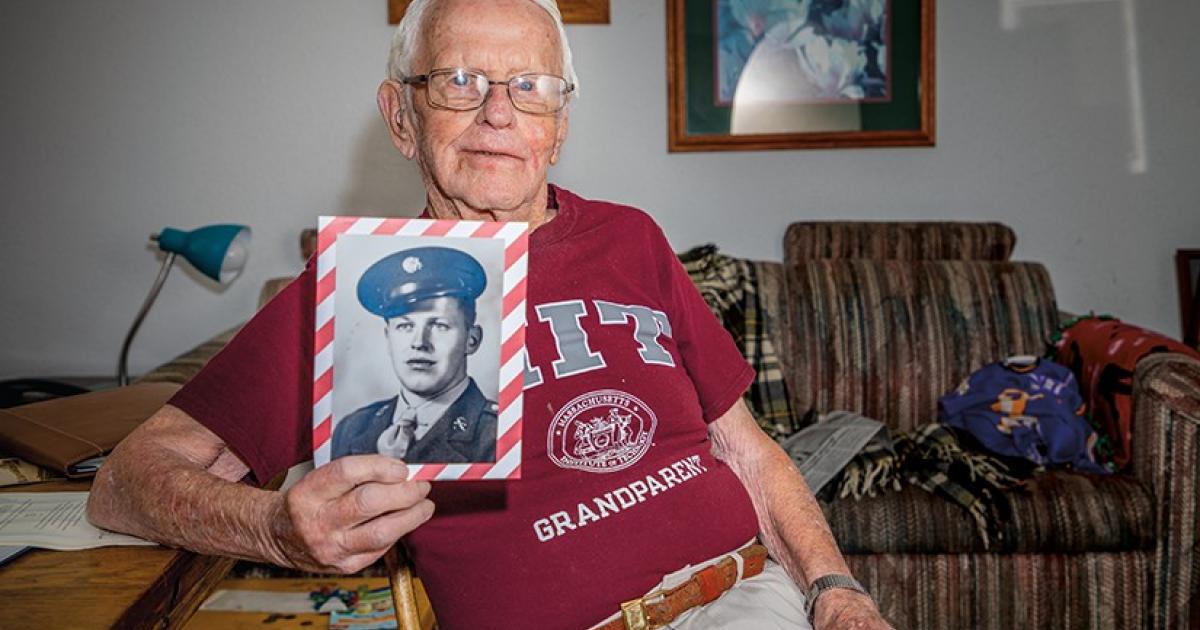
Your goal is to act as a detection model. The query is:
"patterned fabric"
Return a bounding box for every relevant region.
[830,423,1025,549]
[784,221,1017,262]
[678,245,799,439]
[1053,314,1200,470]
[848,551,1153,630]
[783,260,1060,433]
[939,358,1107,474]
[825,470,1156,554]
[1130,353,1200,629]
[755,261,796,395]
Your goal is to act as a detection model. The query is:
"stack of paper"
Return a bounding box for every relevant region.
[0,492,154,550]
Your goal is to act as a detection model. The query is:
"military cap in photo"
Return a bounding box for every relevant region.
[356,246,487,319]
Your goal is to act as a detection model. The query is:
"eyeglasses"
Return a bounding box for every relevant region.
[401,68,575,115]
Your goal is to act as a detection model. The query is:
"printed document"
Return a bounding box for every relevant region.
[0,492,154,550]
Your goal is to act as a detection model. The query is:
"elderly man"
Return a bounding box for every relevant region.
[332,247,498,463]
[87,1,892,628]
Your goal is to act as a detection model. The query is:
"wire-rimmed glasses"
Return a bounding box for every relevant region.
[401,68,574,115]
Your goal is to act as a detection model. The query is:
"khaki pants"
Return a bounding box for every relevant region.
[590,543,812,630]
[667,560,811,629]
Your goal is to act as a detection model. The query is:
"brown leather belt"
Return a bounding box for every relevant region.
[598,544,769,630]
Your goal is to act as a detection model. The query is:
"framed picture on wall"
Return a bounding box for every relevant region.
[667,0,936,152]
[388,0,610,24]
[1177,249,1200,347]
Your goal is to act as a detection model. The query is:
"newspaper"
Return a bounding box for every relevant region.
[780,411,889,494]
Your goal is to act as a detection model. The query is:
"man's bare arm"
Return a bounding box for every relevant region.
[87,404,434,573]
[709,399,891,629]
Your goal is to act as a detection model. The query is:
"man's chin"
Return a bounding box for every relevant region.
[396,372,435,393]
[444,176,537,214]
[463,190,528,214]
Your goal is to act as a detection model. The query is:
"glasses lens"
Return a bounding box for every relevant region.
[428,69,486,110]
[423,69,570,113]
[509,74,568,114]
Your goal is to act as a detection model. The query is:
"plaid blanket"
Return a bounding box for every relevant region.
[678,245,798,439]
[830,423,1034,548]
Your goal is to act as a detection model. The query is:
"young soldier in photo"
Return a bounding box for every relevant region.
[332,247,497,463]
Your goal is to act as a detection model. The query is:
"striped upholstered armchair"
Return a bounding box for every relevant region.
[768,222,1200,629]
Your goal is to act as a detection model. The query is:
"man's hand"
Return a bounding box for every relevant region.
[268,455,434,573]
[812,589,894,630]
[88,407,433,572]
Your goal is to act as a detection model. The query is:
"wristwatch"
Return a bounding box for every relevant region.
[805,574,871,623]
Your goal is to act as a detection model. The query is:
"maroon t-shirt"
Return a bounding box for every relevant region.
[171,186,758,630]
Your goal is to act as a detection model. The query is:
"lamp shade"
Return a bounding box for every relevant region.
[156,224,251,283]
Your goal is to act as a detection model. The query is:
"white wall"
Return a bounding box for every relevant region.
[2,0,1197,379]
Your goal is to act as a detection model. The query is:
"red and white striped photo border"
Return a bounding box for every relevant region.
[312,217,528,481]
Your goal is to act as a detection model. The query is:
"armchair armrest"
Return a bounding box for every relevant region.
[1130,352,1200,629]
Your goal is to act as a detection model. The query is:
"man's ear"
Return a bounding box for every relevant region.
[378,80,417,160]
[465,324,483,355]
[549,108,569,165]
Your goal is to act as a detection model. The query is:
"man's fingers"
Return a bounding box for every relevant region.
[334,479,432,526]
[307,455,411,500]
[326,550,391,575]
[339,499,435,556]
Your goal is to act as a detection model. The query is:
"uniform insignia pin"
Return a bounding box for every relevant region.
[454,417,467,432]
[402,256,422,273]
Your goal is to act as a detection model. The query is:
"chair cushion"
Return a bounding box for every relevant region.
[784,260,1060,432]
[785,222,1017,261]
[822,471,1156,554]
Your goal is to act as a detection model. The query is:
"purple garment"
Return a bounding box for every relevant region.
[939,357,1108,474]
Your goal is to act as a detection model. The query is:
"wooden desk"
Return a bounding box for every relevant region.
[0,480,234,629]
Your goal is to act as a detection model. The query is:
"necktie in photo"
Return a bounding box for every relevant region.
[377,406,418,459]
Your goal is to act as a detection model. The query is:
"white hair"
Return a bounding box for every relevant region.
[386,0,579,94]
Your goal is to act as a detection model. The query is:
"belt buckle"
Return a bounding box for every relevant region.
[620,590,665,630]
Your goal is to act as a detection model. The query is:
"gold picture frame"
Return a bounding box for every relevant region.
[667,0,936,152]
[388,0,610,25]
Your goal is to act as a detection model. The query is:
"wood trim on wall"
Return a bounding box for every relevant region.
[1177,249,1200,347]
[388,0,609,25]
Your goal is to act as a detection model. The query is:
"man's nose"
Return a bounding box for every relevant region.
[478,83,515,127]
[411,325,433,350]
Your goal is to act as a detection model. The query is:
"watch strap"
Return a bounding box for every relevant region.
[805,574,870,622]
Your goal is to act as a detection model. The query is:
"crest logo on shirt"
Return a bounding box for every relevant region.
[548,389,657,473]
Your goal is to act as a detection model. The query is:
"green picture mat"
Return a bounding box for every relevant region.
[684,0,923,136]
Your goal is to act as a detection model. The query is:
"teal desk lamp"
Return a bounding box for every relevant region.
[117,224,251,386]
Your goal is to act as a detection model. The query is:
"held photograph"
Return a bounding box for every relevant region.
[312,218,529,480]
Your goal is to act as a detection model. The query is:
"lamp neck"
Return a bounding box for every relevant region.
[117,253,177,386]
[156,228,190,255]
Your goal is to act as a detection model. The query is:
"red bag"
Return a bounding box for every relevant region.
[1052,315,1200,470]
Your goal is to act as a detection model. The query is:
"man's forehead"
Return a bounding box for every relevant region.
[417,0,561,73]
[389,296,469,320]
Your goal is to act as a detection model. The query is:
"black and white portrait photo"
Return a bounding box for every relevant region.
[328,233,505,466]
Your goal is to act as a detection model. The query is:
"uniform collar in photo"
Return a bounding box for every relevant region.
[396,377,472,440]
